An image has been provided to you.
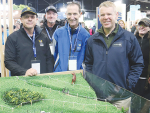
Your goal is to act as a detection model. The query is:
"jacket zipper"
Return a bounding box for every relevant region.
[140,38,143,48]
[106,49,108,78]
[106,51,108,55]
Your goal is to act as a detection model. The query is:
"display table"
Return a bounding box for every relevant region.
[0,70,122,113]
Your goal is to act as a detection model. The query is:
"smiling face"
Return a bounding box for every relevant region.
[98,6,118,32]
[20,13,37,30]
[138,23,150,35]
[45,10,57,24]
[66,4,81,29]
[118,20,125,29]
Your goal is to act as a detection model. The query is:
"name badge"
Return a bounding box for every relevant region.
[31,60,40,74]
[49,44,54,55]
[68,56,77,71]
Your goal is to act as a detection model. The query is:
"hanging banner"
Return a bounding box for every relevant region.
[115,3,126,22]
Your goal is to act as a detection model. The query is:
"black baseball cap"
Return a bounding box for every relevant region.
[138,18,150,27]
[45,6,57,13]
[21,7,37,17]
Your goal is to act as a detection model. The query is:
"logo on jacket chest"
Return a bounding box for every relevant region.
[39,40,44,46]
[112,42,122,47]
[76,44,81,51]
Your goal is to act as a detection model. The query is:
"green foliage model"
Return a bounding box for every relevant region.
[13,4,28,10]
[3,88,45,105]
[121,107,129,113]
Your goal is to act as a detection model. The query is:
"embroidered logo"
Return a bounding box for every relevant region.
[27,7,31,11]
[112,42,122,47]
[39,40,42,43]
[39,40,44,46]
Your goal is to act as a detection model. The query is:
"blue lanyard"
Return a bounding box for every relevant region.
[67,24,80,52]
[26,30,36,59]
[45,26,58,42]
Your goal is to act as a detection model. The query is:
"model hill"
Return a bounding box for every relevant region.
[0,73,122,113]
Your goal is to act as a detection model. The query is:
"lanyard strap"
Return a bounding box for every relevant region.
[26,30,36,59]
[68,24,80,52]
[45,26,58,41]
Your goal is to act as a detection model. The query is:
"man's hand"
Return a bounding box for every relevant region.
[25,68,38,76]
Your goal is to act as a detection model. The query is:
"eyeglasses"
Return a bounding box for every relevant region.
[138,24,148,28]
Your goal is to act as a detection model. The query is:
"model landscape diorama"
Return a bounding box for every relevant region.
[0,72,123,113]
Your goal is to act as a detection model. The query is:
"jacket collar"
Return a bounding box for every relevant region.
[97,24,118,36]
[20,25,42,37]
[136,31,150,39]
[65,22,81,29]
[93,24,124,41]
[65,22,81,34]
[42,20,60,29]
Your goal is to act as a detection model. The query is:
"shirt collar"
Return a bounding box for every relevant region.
[97,24,119,36]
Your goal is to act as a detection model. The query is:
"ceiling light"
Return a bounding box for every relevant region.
[114,0,122,5]
[60,7,67,12]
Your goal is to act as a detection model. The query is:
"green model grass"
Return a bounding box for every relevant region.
[0,73,122,113]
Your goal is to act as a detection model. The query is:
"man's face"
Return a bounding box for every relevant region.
[138,23,150,35]
[40,22,43,26]
[66,5,81,29]
[45,10,57,23]
[81,24,85,28]
[20,14,37,29]
[15,23,20,29]
[98,6,118,31]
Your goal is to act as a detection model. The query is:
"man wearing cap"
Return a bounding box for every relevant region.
[41,5,60,55]
[53,2,90,72]
[5,7,54,76]
[133,18,150,100]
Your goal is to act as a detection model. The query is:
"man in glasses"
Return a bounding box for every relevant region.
[133,18,150,100]
[53,2,90,72]
[5,7,54,76]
